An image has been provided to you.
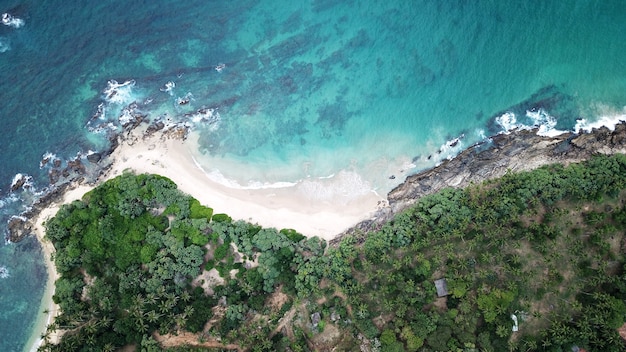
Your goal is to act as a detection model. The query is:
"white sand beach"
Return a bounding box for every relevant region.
[106,129,384,241]
[27,127,383,350]
[28,185,90,350]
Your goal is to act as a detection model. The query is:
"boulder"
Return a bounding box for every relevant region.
[87,152,102,164]
[7,216,32,243]
[10,174,27,192]
[145,121,166,137]
[66,158,86,175]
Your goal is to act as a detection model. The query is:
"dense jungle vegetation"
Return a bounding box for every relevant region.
[40,154,626,351]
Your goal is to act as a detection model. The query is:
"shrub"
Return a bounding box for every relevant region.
[212,213,232,223]
[190,199,213,220]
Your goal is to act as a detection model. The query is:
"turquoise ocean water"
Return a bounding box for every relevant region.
[1,1,626,350]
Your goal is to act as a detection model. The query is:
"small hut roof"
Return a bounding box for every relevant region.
[434,278,448,297]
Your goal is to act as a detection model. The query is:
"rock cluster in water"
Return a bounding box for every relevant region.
[6,112,191,243]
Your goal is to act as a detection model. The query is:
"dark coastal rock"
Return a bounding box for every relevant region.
[10,174,27,192]
[331,122,626,246]
[87,153,102,164]
[49,169,61,184]
[53,159,62,168]
[9,182,76,242]
[40,155,51,168]
[66,158,87,175]
[144,121,166,137]
[388,125,626,214]
[162,125,189,140]
[24,183,71,219]
[7,216,32,243]
[122,113,146,130]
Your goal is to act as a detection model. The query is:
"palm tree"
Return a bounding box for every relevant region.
[183,305,194,317]
[136,318,149,334]
[146,310,162,324]
[174,313,187,331]
[97,315,113,329]
[181,290,191,303]
[158,300,170,314]
[146,292,158,306]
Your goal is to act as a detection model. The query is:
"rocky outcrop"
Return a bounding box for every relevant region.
[332,122,626,245]
[6,114,192,243]
[87,153,102,164]
[389,123,626,212]
[7,216,31,242]
[6,182,74,243]
[10,174,27,192]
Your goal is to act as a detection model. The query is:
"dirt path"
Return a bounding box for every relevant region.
[154,331,241,351]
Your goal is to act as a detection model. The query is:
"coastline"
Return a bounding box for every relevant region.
[24,125,383,350]
[24,119,626,349]
[26,185,90,351]
[332,121,626,245]
[103,129,385,240]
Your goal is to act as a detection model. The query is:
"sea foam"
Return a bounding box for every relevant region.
[495,109,567,137]
[1,13,24,28]
[103,80,137,105]
[575,112,626,133]
[525,109,567,137]
[295,170,374,204]
[193,157,298,190]
[0,37,10,53]
[187,107,220,126]
[0,265,9,279]
[160,81,176,95]
[0,192,19,209]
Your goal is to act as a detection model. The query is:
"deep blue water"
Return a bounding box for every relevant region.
[1,1,626,350]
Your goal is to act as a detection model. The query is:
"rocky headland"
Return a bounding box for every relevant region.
[6,115,191,244]
[332,122,626,245]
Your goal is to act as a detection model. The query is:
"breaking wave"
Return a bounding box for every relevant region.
[575,108,626,133]
[0,37,10,53]
[1,13,24,28]
[495,109,567,137]
[0,265,9,279]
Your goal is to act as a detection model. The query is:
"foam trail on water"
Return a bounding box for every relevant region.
[0,265,9,279]
[0,37,10,53]
[103,80,138,105]
[1,13,24,28]
[495,112,519,132]
[160,81,176,95]
[191,156,298,190]
[525,109,567,137]
[495,109,567,137]
[295,170,374,204]
[575,112,626,132]
[0,193,19,209]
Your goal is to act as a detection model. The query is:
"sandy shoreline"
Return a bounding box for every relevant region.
[26,128,383,350]
[27,185,90,351]
[106,130,384,240]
